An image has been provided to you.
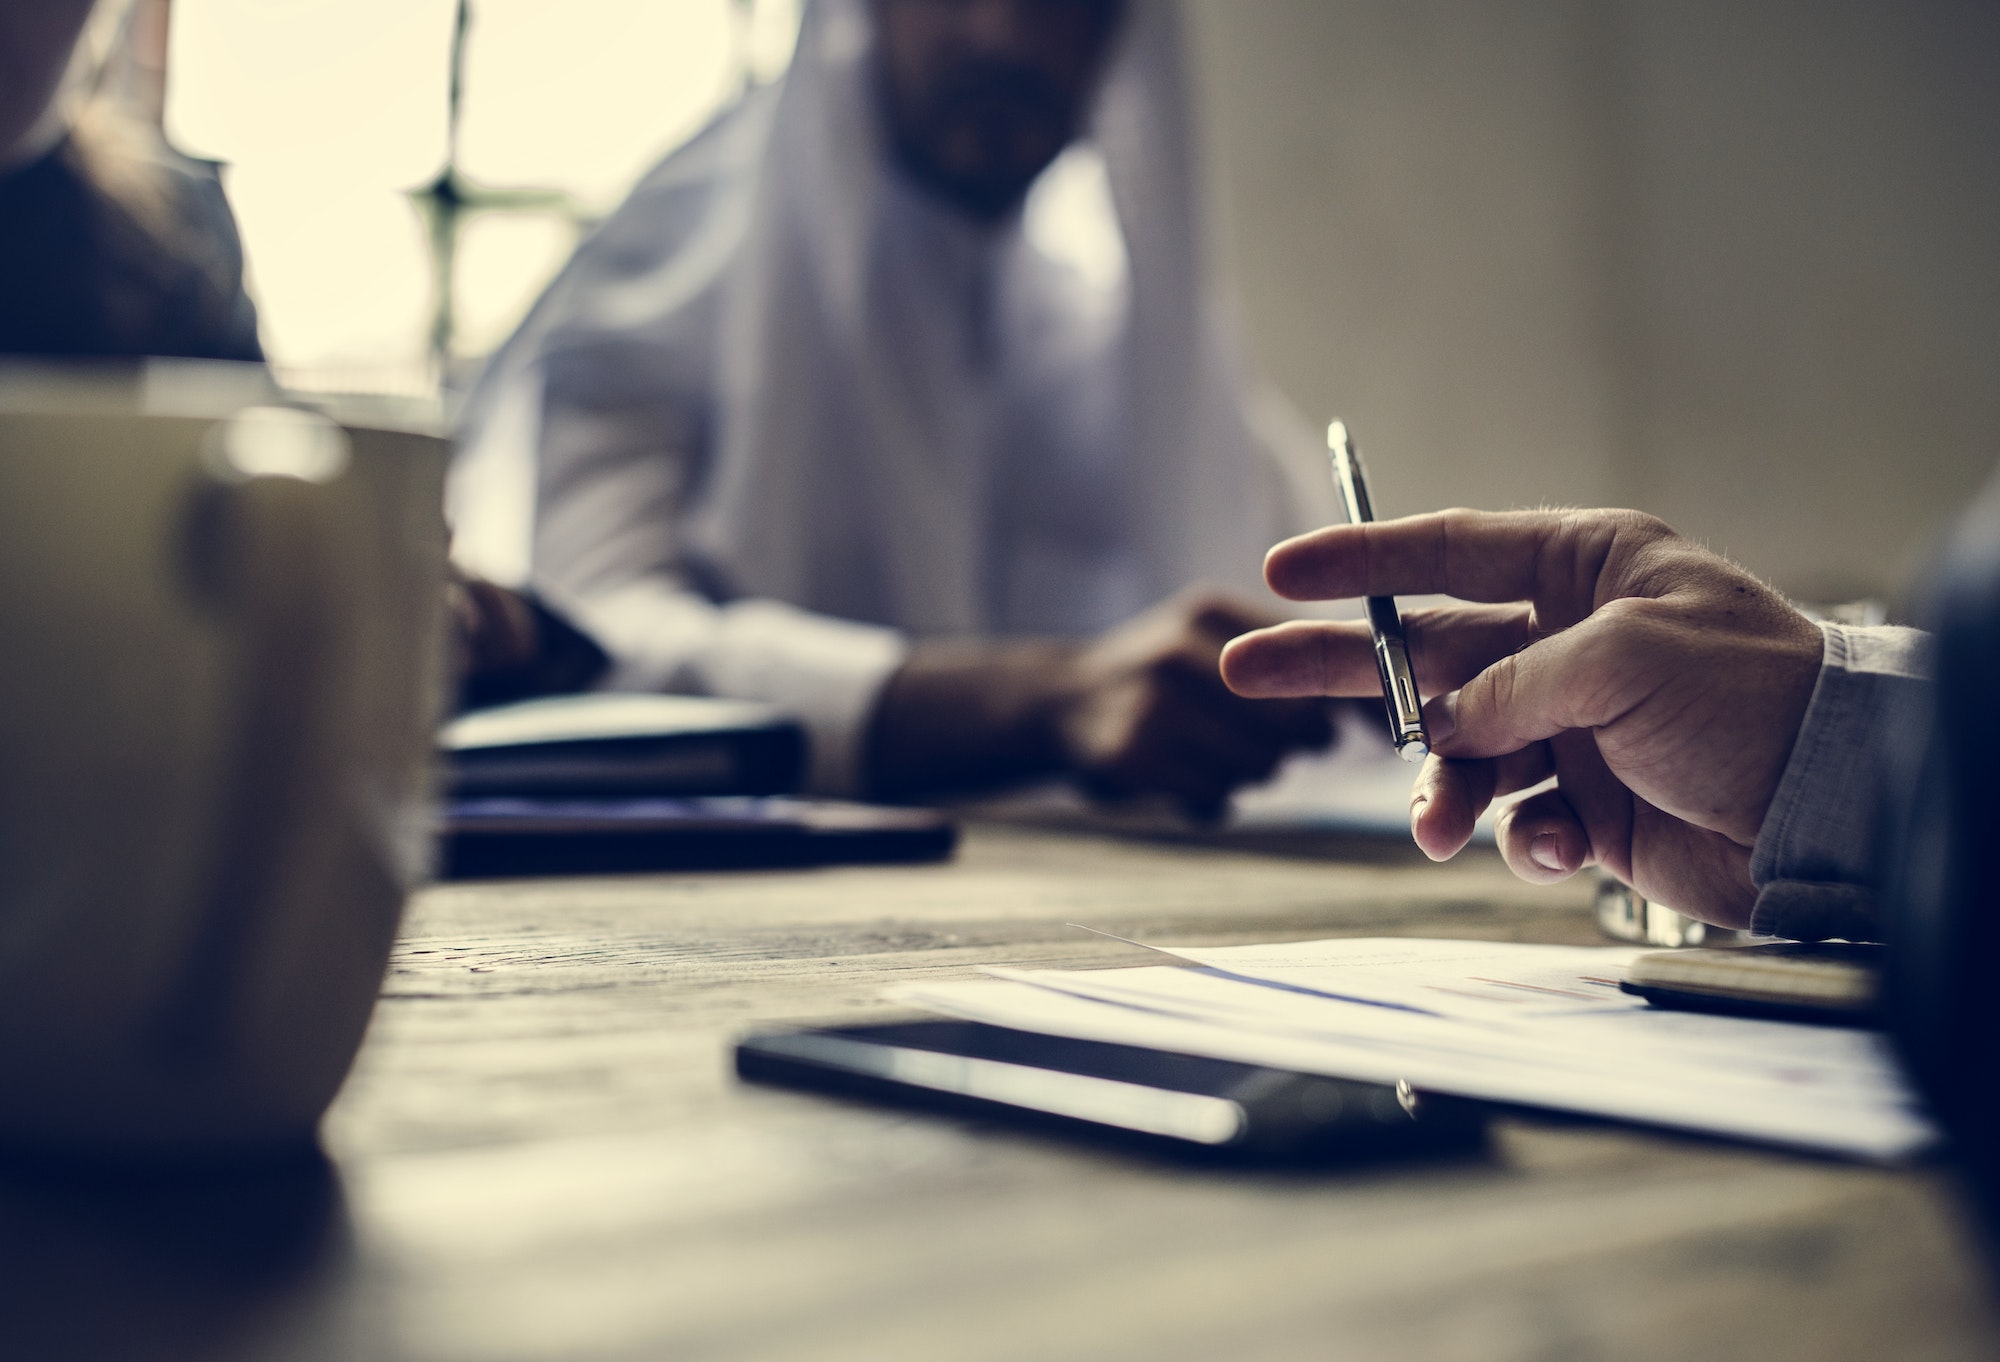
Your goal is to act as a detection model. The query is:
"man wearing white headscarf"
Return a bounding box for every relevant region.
[455,0,1339,813]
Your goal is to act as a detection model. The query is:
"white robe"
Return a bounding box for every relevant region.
[452,0,1333,792]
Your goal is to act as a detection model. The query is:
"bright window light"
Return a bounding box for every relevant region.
[456,0,738,209]
[222,165,433,392]
[163,0,801,393]
[453,212,582,358]
[166,0,456,189]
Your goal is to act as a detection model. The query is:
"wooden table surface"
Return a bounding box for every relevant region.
[4,822,1996,1362]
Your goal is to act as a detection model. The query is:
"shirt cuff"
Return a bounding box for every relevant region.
[688,600,908,796]
[1747,621,1932,940]
[561,580,908,797]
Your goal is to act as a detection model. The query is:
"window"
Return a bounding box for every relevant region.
[164,0,800,396]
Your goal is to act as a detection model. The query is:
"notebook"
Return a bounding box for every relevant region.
[439,796,957,878]
[1618,942,1881,1025]
[441,693,805,799]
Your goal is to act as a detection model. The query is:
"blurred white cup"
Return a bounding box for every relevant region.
[0,362,447,1157]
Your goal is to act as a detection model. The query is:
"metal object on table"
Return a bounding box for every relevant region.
[1594,874,1719,948]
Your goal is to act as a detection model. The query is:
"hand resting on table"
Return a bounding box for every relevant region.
[872,590,1335,819]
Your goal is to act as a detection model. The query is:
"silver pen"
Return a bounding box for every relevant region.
[1326,421,1430,763]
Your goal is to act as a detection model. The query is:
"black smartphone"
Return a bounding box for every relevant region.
[735,1020,1489,1164]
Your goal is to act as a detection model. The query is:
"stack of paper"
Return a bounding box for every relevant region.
[893,938,1935,1160]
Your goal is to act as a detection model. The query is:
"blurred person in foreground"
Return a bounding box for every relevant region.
[454,0,1338,814]
[0,0,259,361]
[1221,501,1999,1244]
[0,0,595,1155]
[0,0,602,710]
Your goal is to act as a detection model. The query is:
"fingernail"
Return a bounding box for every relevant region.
[1529,832,1563,872]
[1410,794,1428,827]
[1425,692,1458,747]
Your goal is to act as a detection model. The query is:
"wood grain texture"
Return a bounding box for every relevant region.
[3,823,1993,1361]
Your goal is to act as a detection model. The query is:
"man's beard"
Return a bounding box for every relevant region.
[885,63,1083,220]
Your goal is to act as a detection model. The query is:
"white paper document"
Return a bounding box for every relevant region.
[891,938,1935,1160]
[1228,708,1495,842]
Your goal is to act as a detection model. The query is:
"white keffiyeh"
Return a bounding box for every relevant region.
[452,0,1330,790]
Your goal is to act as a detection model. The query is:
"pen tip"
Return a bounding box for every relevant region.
[1326,420,1348,448]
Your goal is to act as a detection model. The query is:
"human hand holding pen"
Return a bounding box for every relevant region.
[1218,508,1826,927]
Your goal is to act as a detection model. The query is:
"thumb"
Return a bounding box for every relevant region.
[1430,611,1638,759]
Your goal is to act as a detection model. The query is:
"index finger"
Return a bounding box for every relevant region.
[1220,603,1534,699]
[1262,507,1664,608]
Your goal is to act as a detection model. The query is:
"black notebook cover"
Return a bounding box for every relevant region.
[441,694,806,799]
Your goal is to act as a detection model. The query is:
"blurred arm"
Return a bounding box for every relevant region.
[572,579,907,795]
[518,362,1329,805]
[518,360,907,794]
[448,571,610,711]
[867,592,1334,815]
